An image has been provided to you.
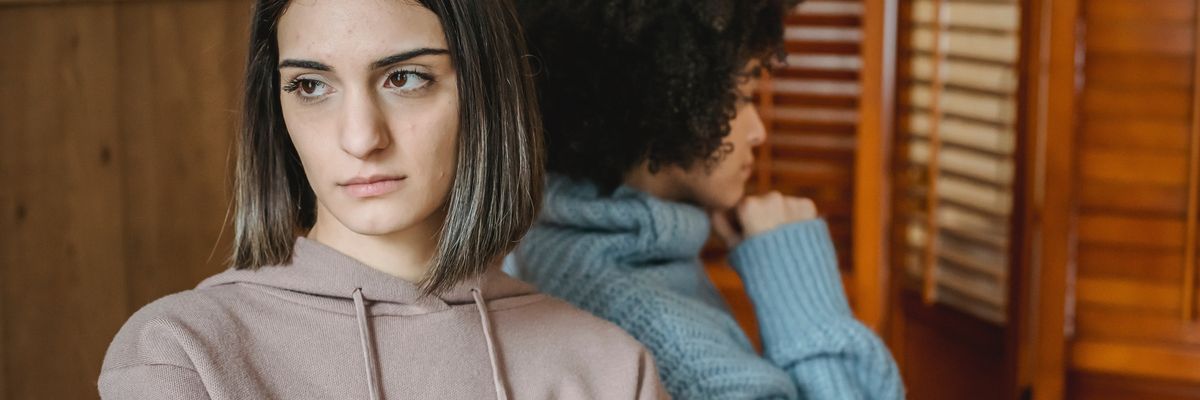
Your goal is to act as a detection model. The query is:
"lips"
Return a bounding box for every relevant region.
[339,175,405,198]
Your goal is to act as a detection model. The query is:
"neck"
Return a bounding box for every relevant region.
[624,161,686,203]
[306,203,441,284]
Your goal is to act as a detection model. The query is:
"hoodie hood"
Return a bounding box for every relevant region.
[537,174,712,264]
[199,237,537,308]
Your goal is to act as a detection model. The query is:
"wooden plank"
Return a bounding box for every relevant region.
[1086,23,1195,56]
[1078,150,1189,186]
[1075,308,1200,347]
[1077,214,1186,249]
[1085,0,1196,24]
[1078,245,1184,282]
[1072,340,1200,383]
[1083,86,1193,120]
[0,5,128,399]
[1078,180,1187,216]
[1076,277,1180,313]
[1069,371,1200,400]
[116,1,248,309]
[1085,54,1194,88]
[1183,0,1200,321]
[1079,118,1190,154]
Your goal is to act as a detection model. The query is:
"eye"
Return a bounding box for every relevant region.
[282,78,332,100]
[384,70,433,93]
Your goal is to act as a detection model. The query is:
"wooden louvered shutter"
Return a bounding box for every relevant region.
[894,0,1021,324]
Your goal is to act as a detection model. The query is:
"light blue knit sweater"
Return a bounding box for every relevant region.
[510,176,903,399]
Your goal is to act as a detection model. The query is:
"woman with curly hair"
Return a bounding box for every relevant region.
[508,0,903,398]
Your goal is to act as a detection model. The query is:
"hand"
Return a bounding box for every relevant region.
[712,191,818,248]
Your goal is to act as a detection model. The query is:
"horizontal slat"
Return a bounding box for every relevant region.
[905,232,1008,279]
[908,111,1015,154]
[773,78,861,97]
[786,26,862,43]
[909,84,1016,124]
[1079,150,1188,186]
[1085,54,1194,88]
[903,208,1009,249]
[912,0,1019,32]
[910,26,1019,63]
[1078,181,1186,216]
[1078,246,1184,282]
[1072,340,1200,382]
[1086,23,1195,56]
[1077,277,1180,312]
[771,160,852,184]
[909,55,1018,94]
[773,106,858,125]
[1076,307,1200,346]
[901,250,1007,323]
[1079,118,1190,154]
[785,54,862,71]
[1078,214,1186,249]
[909,140,1014,185]
[937,174,1012,216]
[1086,0,1195,23]
[793,0,863,17]
[1083,86,1193,119]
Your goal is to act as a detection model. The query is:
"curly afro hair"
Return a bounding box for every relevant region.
[516,0,801,192]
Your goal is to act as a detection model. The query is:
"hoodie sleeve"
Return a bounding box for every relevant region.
[636,347,671,400]
[728,219,904,400]
[99,365,210,400]
[99,295,213,400]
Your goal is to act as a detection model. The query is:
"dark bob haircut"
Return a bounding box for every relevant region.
[516,0,801,191]
[233,0,544,295]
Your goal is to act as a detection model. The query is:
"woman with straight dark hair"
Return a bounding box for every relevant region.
[98,0,665,398]
[508,0,903,398]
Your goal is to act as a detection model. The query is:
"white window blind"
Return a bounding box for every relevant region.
[897,0,1021,324]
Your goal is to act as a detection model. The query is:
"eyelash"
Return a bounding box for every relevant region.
[280,69,436,103]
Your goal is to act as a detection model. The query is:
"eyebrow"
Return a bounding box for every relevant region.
[370,48,450,69]
[277,48,451,72]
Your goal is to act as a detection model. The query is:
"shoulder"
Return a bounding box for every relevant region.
[502,295,647,352]
[101,285,249,372]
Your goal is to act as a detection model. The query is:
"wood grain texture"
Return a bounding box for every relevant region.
[115,0,247,310]
[0,6,128,399]
[0,1,250,398]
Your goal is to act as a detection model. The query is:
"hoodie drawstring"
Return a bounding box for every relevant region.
[353,288,383,400]
[471,289,510,400]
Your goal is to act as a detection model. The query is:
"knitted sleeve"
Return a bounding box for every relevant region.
[728,219,904,400]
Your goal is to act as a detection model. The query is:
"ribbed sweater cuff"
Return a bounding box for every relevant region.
[728,219,852,333]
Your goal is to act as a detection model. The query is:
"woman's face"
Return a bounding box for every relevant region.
[656,65,768,211]
[277,0,458,237]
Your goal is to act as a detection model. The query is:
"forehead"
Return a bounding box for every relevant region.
[277,0,447,62]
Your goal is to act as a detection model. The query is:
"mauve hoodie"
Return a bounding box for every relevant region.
[99,237,667,399]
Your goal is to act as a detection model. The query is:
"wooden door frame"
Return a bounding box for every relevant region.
[854,0,898,333]
[1017,0,1082,398]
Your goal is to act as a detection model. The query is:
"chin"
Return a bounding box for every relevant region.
[334,204,424,236]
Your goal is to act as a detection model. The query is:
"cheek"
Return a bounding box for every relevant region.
[281,107,336,184]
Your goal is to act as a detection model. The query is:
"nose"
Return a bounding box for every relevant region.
[339,91,391,159]
[739,104,768,147]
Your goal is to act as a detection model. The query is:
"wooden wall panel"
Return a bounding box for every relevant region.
[0,6,128,399]
[0,1,250,398]
[116,1,248,309]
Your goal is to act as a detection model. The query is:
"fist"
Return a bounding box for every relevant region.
[712,191,818,248]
